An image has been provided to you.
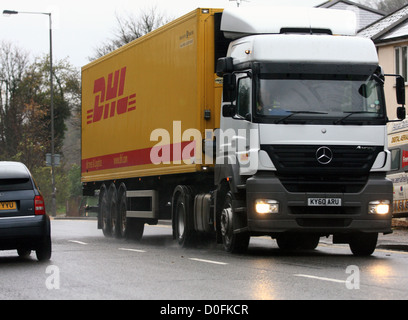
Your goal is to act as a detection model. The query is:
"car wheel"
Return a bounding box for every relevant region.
[17,248,31,258]
[36,236,52,262]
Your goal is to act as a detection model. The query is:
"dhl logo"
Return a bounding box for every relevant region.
[87,67,136,124]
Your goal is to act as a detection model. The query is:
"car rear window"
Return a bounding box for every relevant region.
[0,178,33,191]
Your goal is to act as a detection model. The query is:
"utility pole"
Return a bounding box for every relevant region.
[3,10,56,216]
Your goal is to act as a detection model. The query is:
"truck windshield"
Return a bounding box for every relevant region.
[255,74,386,125]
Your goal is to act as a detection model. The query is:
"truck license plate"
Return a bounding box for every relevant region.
[308,198,341,207]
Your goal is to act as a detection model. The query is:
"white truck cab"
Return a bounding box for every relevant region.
[215,7,406,255]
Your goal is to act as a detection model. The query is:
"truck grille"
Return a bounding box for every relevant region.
[261,145,383,193]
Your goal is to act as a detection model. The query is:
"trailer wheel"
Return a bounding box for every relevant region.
[99,185,111,237]
[349,233,378,256]
[221,191,250,253]
[117,185,144,240]
[172,185,194,247]
[108,184,119,238]
[118,185,127,239]
[127,219,145,241]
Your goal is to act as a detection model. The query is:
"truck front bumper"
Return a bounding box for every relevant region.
[246,173,393,236]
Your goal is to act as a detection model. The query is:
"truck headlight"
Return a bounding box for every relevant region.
[368,200,390,215]
[255,199,279,214]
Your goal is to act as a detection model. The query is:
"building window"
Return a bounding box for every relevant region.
[395,46,408,82]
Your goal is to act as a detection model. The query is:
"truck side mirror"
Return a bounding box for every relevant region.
[396,76,405,105]
[396,76,406,120]
[216,57,234,76]
[222,73,236,103]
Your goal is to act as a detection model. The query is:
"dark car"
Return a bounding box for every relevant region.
[0,161,51,261]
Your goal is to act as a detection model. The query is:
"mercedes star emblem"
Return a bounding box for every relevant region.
[316,146,333,165]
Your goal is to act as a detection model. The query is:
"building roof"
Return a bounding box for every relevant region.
[358,4,408,43]
[317,0,386,30]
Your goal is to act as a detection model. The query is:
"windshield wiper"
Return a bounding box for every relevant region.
[333,111,375,125]
[275,111,328,124]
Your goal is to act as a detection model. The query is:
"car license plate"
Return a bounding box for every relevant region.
[308,198,341,207]
[0,201,17,211]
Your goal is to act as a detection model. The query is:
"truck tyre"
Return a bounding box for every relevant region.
[221,191,250,253]
[127,219,145,241]
[302,235,320,250]
[276,234,320,251]
[118,185,128,239]
[172,185,195,247]
[99,185,111,237]
[108,184,119,238]
[349,233,378,256]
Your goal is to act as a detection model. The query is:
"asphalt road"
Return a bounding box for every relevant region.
[0,219,408,301]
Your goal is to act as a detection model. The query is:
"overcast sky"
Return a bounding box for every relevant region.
[0,0,325,70]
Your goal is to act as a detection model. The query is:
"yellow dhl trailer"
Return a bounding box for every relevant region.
[82,8,223,181]
[82,8,226,239]
[82,7,405,256]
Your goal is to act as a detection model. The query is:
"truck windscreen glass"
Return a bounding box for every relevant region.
[254,74,386,125]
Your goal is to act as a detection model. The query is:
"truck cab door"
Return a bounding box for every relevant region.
[219,73,259,176]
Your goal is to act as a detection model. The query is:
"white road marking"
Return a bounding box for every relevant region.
[118,248,146,253]
[68,240,88,245]
[294,274,346,284]
[189,258,228,265]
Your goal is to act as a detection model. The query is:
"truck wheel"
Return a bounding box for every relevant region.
[127,219,145,241]
[172,185,194,247]
[109,184,119,238]
[118,186,128,239]
[100,185,111,237]
[349,233,378,256]
[276,234,319,251]
[302,235,320,250]
[221,191,250,253]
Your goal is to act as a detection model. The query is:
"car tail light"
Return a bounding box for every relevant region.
[34,195,46,215]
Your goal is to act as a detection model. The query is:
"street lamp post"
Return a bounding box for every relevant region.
[3,9,56,217]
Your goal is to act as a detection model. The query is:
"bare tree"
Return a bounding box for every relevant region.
[361,0,408,13]
[379,0,408,13]
[90,6,172,60]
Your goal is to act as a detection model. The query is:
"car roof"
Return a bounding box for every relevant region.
[0,161,31,180]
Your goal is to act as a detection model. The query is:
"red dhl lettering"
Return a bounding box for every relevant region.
[87,67,136,125]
